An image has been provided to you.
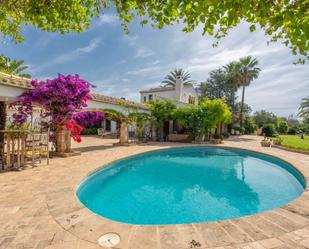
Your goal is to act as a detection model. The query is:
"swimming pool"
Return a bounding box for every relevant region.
[77,147,305,225]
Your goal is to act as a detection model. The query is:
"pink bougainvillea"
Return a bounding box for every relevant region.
[73,111,105,128]
[11,74,94,143]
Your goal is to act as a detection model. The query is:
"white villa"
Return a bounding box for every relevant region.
[0,72,149,136]
[140,78,198,105]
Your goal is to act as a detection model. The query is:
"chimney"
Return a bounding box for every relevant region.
[175,76,183,102]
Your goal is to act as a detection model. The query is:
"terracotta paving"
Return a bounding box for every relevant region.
[0,135,309,249]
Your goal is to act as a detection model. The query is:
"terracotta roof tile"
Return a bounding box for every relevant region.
[0,72,32,89]
[0,72,148,110]
[91,93,149,110]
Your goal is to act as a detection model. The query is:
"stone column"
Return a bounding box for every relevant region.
[0,101,7,169]
[151,124,157,141]
[56,126,71,153]
[168,120,174,134]
[119,122,128,145]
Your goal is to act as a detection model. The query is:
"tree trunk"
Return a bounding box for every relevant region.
[0,101,6,168]
[56,126,71,153]
[119,122,128,145]
[240,86,246,130]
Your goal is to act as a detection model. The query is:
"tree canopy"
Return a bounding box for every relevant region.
[1,1,308,62]
[253,110,278,128]
[199,68,237,108]
[0,0,105,43]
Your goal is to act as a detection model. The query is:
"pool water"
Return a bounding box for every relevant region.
[77,147,305,225]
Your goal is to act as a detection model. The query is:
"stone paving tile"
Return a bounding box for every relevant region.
[158,225,185,249]
[0,135,309,249]
[128,226,160,249]
[195,222,235,247]
[230,219,269,241]
[218,221,253,244]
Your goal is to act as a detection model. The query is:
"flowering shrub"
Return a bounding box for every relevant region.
[65,120,84,142]
[11,74,94,143]
[73,111,104,128]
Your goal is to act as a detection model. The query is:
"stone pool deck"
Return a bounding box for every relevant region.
[0,135,309,249]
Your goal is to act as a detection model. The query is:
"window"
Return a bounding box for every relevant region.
[105,119,111,131]
[189,95,195,104]
[149,94,153,101]
[143,96,147,102]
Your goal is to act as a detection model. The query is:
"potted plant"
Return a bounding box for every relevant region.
[261,135,272,147]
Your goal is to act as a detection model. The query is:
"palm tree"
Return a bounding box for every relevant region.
[237,56,261,129]
[0,54,31,78]
[224,62,242,111]
[161,68,195,87]
[299,96,309,121]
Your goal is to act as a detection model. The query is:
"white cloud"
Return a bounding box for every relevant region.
[98,14,118,24]
[123,35,138,46]
[33,38,102,73]
[135,48,154,58]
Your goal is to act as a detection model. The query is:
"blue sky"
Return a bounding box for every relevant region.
[1,13,308,117]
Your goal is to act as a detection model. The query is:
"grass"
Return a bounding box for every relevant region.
[278,135,309,151]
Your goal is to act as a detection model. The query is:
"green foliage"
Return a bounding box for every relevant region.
[172,98,232,139]
[147,99,176,128]
[161,68,195,87]
[288,126,299,135]
[262,123,276,137]
[0,54,31,78]
[279,135,309,152]
[244,116,256,134]
[128,112,151,140]
[199,68,237,108]
[277,120,289,134]
[298,123,309,134]
[2,1,308,61]
[81,127,98,135]
[234,102,252,117]
[102,109,126,122]
[173,104,203,138]
[236,56,261,88]
[253,110,278,128]
[299,96,309,120]
[0,0,104,43]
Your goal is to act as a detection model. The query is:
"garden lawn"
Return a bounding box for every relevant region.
[279,135,309,152]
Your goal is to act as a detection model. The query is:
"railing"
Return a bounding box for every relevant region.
[0,130,49,171]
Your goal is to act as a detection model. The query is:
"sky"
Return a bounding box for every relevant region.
[1,13,308,117]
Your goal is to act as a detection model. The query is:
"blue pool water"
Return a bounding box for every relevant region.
[77,147,305,225]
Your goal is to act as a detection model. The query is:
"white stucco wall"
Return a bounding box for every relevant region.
[140,90,176,103]
[1,84,149,135]
[0,85,26,99]
[140,85,198,104]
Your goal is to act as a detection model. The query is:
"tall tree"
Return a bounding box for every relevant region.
[0,55,31,78]
[253,110,278,128]
[299,96,309,123]
[199,68,237,108]
[237,56,261,129]
[161,69,195,87]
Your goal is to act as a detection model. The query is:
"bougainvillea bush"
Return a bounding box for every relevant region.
[73,111,104,128]
[11,74,93,143]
